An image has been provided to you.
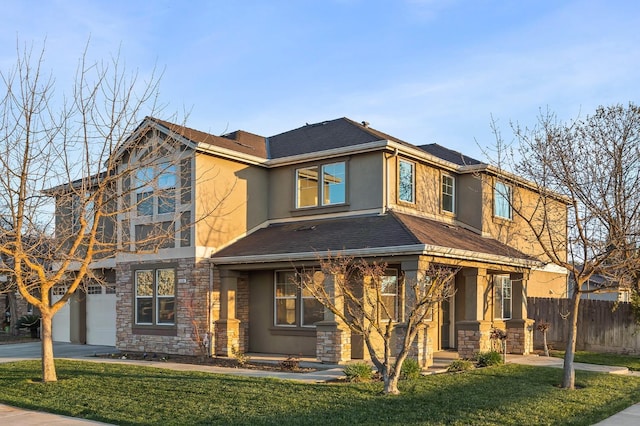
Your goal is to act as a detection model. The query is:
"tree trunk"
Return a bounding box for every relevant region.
[562,291,581,389]
[8,292,18,336]
[40,312,57,382]
[383,369,400,395]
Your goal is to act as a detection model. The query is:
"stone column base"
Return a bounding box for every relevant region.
[215,318,241,357]
[506,318,535,354]
[394,322,434,368]
[316,321,351,364]
[456,320,492,359]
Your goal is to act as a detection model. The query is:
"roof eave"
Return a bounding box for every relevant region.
[210,243,540,268]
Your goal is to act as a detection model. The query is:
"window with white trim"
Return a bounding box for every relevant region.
[398,160,415,203]
[442,174,455,213]
[295,162,346,208]
[494,181,512,219]
[494,275,512,320]
[135,268,176,326]
[274,271,324,327]
[380,269,399,321]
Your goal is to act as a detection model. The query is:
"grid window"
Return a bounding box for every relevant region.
[274,271,324,327]
[135,268,176,326]
[494,275,512,320]
[380,270,399,321]
[442,174,455,213]
[399,160,415,203]
[494,181,512,219]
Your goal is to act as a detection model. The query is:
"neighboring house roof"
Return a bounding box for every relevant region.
[211,211,534,266]
[267,117,412,158]
[418,143,484,166]
[150,117,268,159]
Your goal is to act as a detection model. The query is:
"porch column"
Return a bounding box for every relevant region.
[398,258,434,368]
[457,267,492,359]
[315,273,351,364]
[506,271,534,354]
[215,270,241,357]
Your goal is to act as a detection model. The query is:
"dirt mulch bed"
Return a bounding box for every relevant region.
[98,351,317,373]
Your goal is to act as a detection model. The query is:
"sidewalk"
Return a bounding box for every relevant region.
[1,348,640,425]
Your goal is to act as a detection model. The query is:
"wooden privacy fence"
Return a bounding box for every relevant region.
[527,297,640,355]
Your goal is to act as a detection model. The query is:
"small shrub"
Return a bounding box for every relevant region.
[475,350,504,367]
[343,362,373,382]
[279,355,300,371]
[231,346,250,367]
[447,359,475,372]
[400,358,422,380]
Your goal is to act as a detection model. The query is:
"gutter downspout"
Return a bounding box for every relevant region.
[208,263,214,357]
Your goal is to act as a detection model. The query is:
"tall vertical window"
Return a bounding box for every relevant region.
[157,163,177,214]
[135,268,176,326]
[135,167,154,216]
[494,275,512,320]
[274,271,324,327]
[296,161,346,208]
[494,181,512,219]
[442,174,455,213]
[380,270,399,321]
[399,160,415,203]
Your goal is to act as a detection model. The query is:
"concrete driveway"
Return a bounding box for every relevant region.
[0,342,117,363]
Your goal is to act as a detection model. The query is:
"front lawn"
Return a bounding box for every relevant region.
[1,360,639,425]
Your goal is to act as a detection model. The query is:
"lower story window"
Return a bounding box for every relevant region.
[135,268,176,326]
[494,275,512,320]
[275,271,324,327]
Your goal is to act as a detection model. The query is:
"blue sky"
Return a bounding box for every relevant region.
[1,0,638,160]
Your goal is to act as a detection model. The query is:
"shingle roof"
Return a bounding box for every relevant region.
[417,143,483,166]
[267,118,411,158]
[150,117,268,158]
[211,211,532,263]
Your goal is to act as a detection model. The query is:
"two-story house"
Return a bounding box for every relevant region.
[53,116,568,364]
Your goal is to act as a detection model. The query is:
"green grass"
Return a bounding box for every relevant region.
[551,350,640,371]
[0,360,640,425]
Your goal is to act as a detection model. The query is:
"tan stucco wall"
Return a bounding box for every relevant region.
[527,269,568,298]
[193,153,268,249]
[480,174,568,263]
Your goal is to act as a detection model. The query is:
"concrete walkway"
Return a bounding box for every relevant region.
[1,344,640,425]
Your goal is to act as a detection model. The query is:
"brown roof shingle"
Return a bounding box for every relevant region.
[211,211,532,264]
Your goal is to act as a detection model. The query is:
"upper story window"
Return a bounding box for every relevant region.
[296,161,346,208]
[494,181,512,220]
[398,160,415,203]
[135,163,177,216]
[441,174,455,213]
[493,275,512,320]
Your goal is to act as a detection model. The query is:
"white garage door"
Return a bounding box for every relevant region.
[86,285,116,346]
[52,287,71,342]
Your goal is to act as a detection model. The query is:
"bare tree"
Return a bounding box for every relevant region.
[298,252,456,395]
[0,40,183,382]
[491,104,640,389]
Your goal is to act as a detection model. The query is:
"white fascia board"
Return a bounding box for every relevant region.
[195,143,267,166]
[265,140,391,167]
[531,262,568,275]
[210,243,539,269]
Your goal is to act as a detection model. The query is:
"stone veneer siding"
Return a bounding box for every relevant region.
[116,256,210,355]
[457,321,493,359]
[316,321,351,364]
[506,319,534,354]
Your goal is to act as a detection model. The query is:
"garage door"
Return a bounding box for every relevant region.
[86,284,116,346]
[51,287,71,342]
